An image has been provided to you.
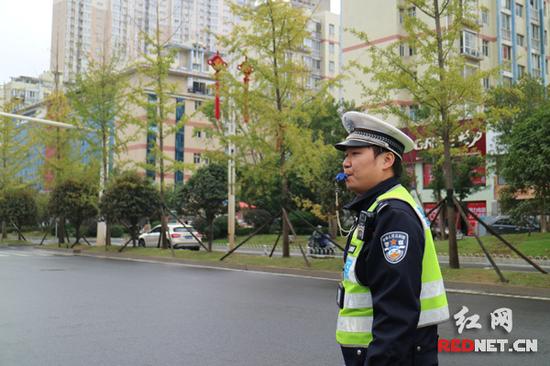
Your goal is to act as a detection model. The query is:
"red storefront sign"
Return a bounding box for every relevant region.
[402,128,487,163]
[423,202,440,223]
[465,201,486,236]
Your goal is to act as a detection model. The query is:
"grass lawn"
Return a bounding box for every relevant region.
[40,243,550,289]
[0,240,33,246]
[212,232,550,258]
[434,232,550,257]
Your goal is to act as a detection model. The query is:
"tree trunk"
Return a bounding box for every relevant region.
[541,195,548,232]
[443,137,459,268]
[208,219,214,252]
[75,222,81,244]
[105,221,111,247]
[433,0,459,268]
[1,220,6,240]
[58,217,65,244]
[281,150,290,258]
[328,214,338,238]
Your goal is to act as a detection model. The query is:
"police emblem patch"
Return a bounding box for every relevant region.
[380,231,408,264]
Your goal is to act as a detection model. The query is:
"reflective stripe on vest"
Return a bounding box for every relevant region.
[336,184,449,347]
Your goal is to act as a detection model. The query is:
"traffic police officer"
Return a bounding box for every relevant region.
[334,112,449,366]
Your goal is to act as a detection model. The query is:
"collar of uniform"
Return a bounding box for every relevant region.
[343,176,400,212]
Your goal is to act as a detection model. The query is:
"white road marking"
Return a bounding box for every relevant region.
[3,252,31,257]
[0,250,53,257]
[67,252,550,301]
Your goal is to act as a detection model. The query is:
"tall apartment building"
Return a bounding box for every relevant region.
[340,1,548,228]
[307,4,340,90]
[50,0,234,81]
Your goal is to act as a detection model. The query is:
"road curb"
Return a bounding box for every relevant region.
[39,247,550,300]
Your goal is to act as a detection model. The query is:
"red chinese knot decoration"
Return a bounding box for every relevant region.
[208,51,227,120]
[238,56,254,123]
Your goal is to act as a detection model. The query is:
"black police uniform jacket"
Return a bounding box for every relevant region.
[343,176,439,366]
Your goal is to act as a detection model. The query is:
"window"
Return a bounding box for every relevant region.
[329,43,335,55]
[483,77,490,90]
[193,153,201,164]
[531,24,540,41]
[399,44,406,57]
[195,129,203,138]
[408,6,416,17]
[481,9,489,24]
[515,3,523,17]
[192,81,206,94]
[194,100,202,110]
[329,24,335,38]
[517,34,524,46]
[409,45,415,56]
[462,31,479,56]
[329,61,335,73]
[314,59,321,70]
[505,0,512,10]
[501,13,511,40]
[482,40,489,56]
[409,105,418,121]
[532,53,541,72]
[399,8,404,24]
[518,64,525,78]
[502,44,512,60]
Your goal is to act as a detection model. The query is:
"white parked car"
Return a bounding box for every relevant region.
[138,224,202,250]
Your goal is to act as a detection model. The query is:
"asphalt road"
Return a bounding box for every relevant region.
[0,246,548,366]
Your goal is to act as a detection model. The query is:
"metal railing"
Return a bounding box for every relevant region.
[461,47,482,59]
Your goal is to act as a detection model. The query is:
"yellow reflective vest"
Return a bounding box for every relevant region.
[336,185,449,347]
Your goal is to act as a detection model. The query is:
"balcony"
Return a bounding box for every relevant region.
[502,60,513,73]
[461,46,482,60]
[502,29,512,42]
[531,38,541,51]
[530,8,540,23]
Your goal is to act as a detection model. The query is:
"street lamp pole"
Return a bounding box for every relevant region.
[0,111,78,129]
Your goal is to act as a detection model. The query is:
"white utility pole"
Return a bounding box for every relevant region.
[227,107,236,251]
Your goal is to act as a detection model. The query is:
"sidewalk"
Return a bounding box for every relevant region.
[39,246,550,300]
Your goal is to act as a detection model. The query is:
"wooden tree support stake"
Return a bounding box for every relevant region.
[282,208,310,267]
[453,197,508,283]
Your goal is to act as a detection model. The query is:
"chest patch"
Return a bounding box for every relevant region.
[380,231,408,264]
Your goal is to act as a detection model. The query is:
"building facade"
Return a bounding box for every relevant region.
[340,1,549,229]
[118,46,220,185]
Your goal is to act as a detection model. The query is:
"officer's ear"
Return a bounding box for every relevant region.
[381,151,396,171]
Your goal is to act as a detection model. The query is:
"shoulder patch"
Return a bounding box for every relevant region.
[380,231,409,264]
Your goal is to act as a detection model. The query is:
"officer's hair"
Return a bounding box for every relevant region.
[371,146,403,178]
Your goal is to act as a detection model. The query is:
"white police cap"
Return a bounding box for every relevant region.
[334,111,415,159]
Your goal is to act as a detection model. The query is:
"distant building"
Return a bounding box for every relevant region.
[50,0,236,81]
[1,72,55,111]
